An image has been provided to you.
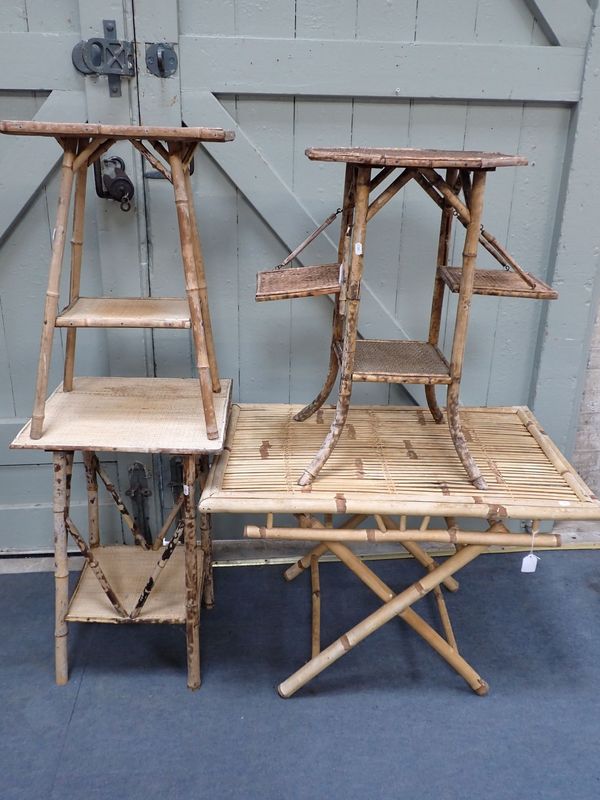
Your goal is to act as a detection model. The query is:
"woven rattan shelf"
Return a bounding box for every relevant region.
[10,377,232,454]
[66,545,203,624]
[56,297,192,328]
[256,263,341,301]
[351,340,451,384]
[439,267,558,299]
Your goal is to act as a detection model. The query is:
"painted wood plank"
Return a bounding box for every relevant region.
[523,0,593,47]
[416,0,478,43]
[475,0,540,45]
[24,0,80,33]
[0,33,82,90]
[532,6,600,453]
[356,0,417,42]
[0,90,86,242]
[179,37,585,102]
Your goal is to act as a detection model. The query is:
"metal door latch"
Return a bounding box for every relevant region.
[145,43,178,78]
[94,156,134,211]
[72,20,135,97]
[126,462,153,546]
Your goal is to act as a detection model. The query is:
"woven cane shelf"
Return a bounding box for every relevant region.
[66,545,203,624]
[305,147,528,169]
[200,404,600,521]
[350,340,451,384]
[10,377,232,454]
[56,297,192,328]
[256,264,341,301]
[439,267,558,300]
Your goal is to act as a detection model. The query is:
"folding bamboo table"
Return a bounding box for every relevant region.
[257,148,557,489]
[0,120,234,441]
[200,403,600,697]
[11,376,232,689]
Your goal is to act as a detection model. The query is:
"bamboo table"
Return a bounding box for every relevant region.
[200,403,600,697]
[257,148,557,489]
[0,120,234,441]
[11,376,232,689]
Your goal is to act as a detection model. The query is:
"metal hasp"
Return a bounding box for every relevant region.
[146,43,178,78]
[126,462,153,546]
[72,20,135,97]
[93,156,134,211]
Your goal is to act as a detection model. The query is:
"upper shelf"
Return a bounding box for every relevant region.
[306,147,527,169]
[439,267,558,300]
[256,264,341,301]
[0,120,235,143]
[55,297,191,328]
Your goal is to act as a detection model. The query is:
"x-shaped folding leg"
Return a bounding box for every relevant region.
[278,515,489,698]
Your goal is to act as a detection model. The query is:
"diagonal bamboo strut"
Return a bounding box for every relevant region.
[83,452,100,548]
[369,165,395,193]
[72,137,108,172]
[85,138,117,169]
[130,520,185,619]
[94,462,149,549]
[131,139,172,182]
[366,168,416,221]
[278,542,488,698]
[65,516,128,618]
[284,514,368,581]
[152,496,185,550]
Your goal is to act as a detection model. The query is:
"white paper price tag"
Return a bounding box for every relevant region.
[521,553,540,573]
[354,242,363,255]
[183,484,190,496]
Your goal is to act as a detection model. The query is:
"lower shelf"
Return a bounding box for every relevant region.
[439,267,558,299]
[66,545,203,624]
[256,263,341,301]
[351,339,452,384]
[56,297,192,328]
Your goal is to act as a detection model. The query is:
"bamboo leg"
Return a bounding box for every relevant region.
[183,455,200,689]
[323,542,485,692]
[425,167,458,424]
[31,144,76,438]
[200,512,214,608]
[95,462,149,549]
[170,147,218,439]
[63,159,88,391]
[53,452,70,685]
[278,543,486,698]
[298,167,371,486]
[294,165,355,423]
[82,451,100,548]
[447,169,487,490]
[310,554,321,658]
[184,167,220,393]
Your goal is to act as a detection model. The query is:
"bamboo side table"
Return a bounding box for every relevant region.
[11,376,232,689]
[0,120,234,441]
[257,148,557,488]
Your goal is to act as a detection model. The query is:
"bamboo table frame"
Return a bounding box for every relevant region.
[0,120,234,441]
[200,403,600,697]
[281,148,557,489]
[11,376,232,689]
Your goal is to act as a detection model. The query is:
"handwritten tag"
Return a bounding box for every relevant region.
[521,553,540,573]
[183,484,190,496]
[354,242,363,255]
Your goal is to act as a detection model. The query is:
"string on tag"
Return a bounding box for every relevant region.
[521,520,540,573]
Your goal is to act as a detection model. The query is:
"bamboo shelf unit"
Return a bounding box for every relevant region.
[0,120,234,441]
[200,403,600,697]
[256,147,557,489]
[11,378,231,688]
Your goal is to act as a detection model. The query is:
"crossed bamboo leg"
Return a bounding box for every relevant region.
[278,515,489,698]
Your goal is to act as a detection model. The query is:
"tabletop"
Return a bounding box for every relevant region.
[0,120,235,142]
[306,147,527,169]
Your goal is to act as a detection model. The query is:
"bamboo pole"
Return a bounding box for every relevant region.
[369,165,395,193]
[323,541,484,692]
[53,452,70,684]
[183,455,200,689]
[85,138,117,169]
[65,517,128,617]
[152,497,184,551]
[131,139,172,182]
[169,146,218,439]
[95,462,149,549]
[184,167,220,393]
[366,168,415,221]
[82,451,100,548]
[71,136,108,172]
[294,165,356,423]
[278,544,487,697]
[63,158,88,391]
[376,515,459,592]
[131,521,184,620]
[245,525,561,547]
[310,554,321,658]
[298,166,371,485]
[31,142,76,438]
[283,513,368,581]
[447,169,487,490]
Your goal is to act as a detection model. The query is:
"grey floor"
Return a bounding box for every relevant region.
[1,550,600,800]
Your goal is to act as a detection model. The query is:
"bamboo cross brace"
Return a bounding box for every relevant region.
[131,139,172,182]
[366,168,416,222]
[65,517,128,618]
[95,462,149,549]
[150,139,170,162]
[321,540,484,693]
[152,496,185,550]
[368,165,395,193]
[130,520,185,620]
[72,136,109,172]
[85,138,117,169]
[82,452,100,548]
[278,542,488,698]
[283,513,369,581]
